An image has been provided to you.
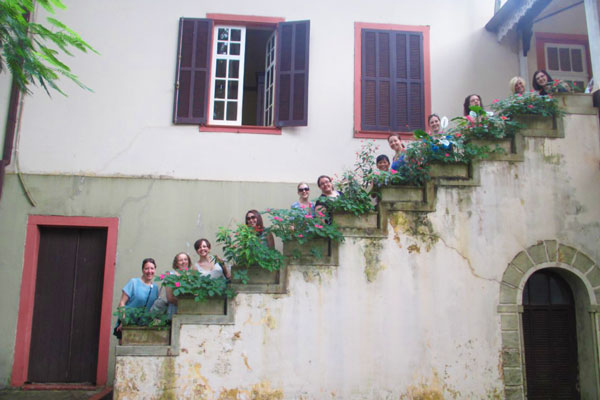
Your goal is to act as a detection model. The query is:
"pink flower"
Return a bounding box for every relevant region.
[300,204,306,209]
[315,224,323,229]
[517,93,522,97]
[160,274,165,280]
[456,133,461,138]
[304,214,313,219]
[528,105,534,109]
[298,234,304,238]
[175,282,181,287]
[266,208,271,212]
[183,267,188,271]
[492,99,499,103]
[501,116,508,120]
[465,116,474,123]
[274,216,282,221]
[317,211,325,217]
[390,169,397,174]
[445,153,449,157]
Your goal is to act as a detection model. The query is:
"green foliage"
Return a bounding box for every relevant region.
[452,105,521,139]
[217,223,284,272]
[114,306,170,328]
[264,207,344,244]
[155,269,234,302]
[0,0,98,95]
[490,92,563,118]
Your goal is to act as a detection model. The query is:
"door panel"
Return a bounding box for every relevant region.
[28,227,107,384]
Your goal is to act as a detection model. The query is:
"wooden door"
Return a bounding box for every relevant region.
[27,227,107,384]
[522,270,579,400]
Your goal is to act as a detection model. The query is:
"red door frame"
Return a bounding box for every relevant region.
[11,215,119,388]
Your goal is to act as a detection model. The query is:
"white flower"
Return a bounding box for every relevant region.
[486,111,494,117]
[469,111,477,119]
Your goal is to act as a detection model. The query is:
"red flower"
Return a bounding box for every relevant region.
[492,99,499,103]
[445,153,449,157]
[456,133,461,138]
[501,115,508,120]
[298,234,304,238]
[528,105,534,108]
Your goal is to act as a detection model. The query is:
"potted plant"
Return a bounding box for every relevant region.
[217,223,284,284]
[490,92,562,134]
[115,306,170,345]
[156,270,233,315]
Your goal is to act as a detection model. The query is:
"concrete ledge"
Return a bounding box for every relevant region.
[554,93,597,115]
[231,267,288,294]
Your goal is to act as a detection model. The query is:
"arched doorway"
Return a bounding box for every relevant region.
[522,269,579,399]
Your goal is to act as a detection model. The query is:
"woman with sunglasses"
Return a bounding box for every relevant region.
[291,182,314,213]
[245,209,275,249]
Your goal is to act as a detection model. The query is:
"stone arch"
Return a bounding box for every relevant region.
[498,240,600,400]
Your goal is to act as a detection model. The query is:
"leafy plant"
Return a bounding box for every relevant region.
[0,0,98,95]
[452,105,520,139]
[490,92,563,118]
[264,207,344,244]
[114,306,170,328]
[156,269,234,302]
[217,223,284,271]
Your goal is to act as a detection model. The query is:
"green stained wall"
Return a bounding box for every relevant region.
[0,173,299,386]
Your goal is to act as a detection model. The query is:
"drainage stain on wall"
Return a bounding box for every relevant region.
[363,239,385,282]
[389,211,439,251]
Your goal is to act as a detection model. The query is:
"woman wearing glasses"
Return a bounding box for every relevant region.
[245,209,275,249]
[291,182,314,212]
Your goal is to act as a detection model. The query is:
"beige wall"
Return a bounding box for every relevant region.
[4,0,519,183]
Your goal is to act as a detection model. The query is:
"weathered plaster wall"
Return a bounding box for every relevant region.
[5,0,518,182]
[108,112,600,398]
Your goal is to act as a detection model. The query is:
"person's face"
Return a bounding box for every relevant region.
[429,116,441,133]
[246,213,258,228]
[142,262,156,281]
[469,95,481,107]
[535,72,548,87]
[388,136,402,153]
[514,80,525,94]
[175,254,189,270]
[376,159,390,171]
[298,185,310,200]
[196,241,210,257]
[318,177,333,195]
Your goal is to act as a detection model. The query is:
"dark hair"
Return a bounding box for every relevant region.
[245,209,265,232]
[193,239,211,251]
[387,133,401,141]
[172,252,192,269]
[141,258,156,270]
[532,70,553,95]
[427,114,440,125]
[463,94,482,116]
[317,175,331,187]
[376,154,390,163]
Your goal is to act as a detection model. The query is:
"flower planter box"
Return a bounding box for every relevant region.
[233,265,279,285]
[283,237,338,266]
[380,185,426,203]
[471,138,513,153]
[429,162,470,179]
[514,114,556,132]
[554,93,595,115]
[121,326,170,346]
[332,211,378,229]
[176,295,227,315]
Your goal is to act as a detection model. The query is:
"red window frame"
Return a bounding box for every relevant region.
[535,32,592,80]
[11,216,118,388]
[354,22,431,140]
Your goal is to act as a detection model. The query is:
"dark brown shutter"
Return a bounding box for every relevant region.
[173,18,212,124]
[275,20,310,127]
[361,29,424,132]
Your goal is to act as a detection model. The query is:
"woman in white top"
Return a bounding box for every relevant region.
[194,238,231,279]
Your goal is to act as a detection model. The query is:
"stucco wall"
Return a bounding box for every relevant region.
[108,110,600,399]
[4,0,520,183]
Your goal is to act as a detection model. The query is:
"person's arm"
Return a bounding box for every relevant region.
[266,232,275,249]
[221,263,232,279]
[165,286,177,305]
[116,290,130,331]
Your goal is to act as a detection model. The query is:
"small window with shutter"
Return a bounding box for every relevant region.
[544,43,588,91]
[173,17,310,130]
[354,23,430,139]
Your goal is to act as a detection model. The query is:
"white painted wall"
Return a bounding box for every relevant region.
[4,0,526,183]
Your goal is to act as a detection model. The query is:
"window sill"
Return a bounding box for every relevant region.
[199,125,282,135]
[354,130,414,140]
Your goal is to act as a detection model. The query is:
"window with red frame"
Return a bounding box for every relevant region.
[360,28,426,133]
[173,18,310,128]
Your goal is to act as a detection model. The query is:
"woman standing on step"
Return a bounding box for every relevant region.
[245,210,275,249]
[194,238,231,279]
